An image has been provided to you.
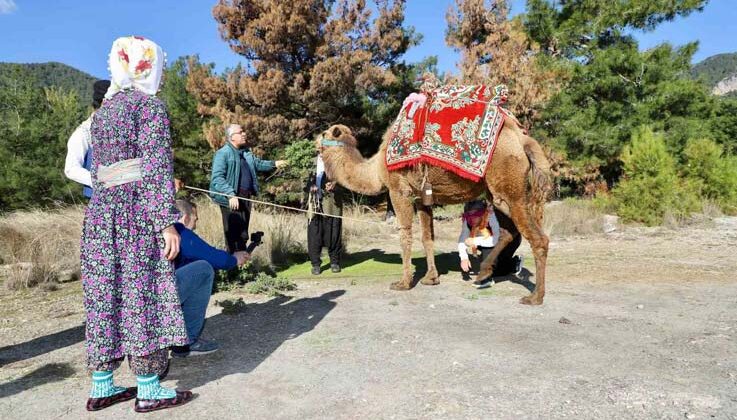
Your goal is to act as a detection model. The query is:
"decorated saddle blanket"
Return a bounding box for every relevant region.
[386,84,518,182]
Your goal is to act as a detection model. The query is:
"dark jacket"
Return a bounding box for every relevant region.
[303,171,345,217]
[209,142,276,206]
[174,223,237,270]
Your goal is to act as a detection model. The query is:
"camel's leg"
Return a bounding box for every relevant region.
[508,201,549,305]
[417,205,439,285]
[389,190,415,291]
[475,227,514,284]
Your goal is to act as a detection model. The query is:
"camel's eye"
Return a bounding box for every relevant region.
[331,127,342,138]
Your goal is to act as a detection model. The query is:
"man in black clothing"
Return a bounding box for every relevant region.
[303,154,345,275]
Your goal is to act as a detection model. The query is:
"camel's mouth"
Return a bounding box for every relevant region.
[316,124,358,149]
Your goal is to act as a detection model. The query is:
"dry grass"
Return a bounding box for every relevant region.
[4,194,720,290]
[543,199,610,237]
[0,206,83,290]
[192,196,388,269]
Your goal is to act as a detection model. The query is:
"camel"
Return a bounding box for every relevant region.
[316,118,552,305]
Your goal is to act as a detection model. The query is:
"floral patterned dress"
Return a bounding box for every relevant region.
[82,89,188,372]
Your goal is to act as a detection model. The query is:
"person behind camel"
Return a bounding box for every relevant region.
[170,199,250,358]
[64,79,111,198]
[458,200,524,289]
[210,123,288,252]
[303,152,345,275]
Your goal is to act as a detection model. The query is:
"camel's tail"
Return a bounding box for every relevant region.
[522,136,552,225]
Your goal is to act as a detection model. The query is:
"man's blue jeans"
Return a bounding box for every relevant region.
[175,260,215,344]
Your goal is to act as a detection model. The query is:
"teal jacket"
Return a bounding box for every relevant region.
[209,142,276,206]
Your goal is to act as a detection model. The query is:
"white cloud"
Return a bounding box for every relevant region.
[0,0,17,15]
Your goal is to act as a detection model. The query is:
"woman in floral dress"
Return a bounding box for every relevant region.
[81,36,193,413]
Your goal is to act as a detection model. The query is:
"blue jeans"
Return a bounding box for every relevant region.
[175,260,215,344]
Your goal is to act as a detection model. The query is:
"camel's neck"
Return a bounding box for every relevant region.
[322,143,386,195]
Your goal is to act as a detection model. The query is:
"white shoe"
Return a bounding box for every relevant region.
[514,255,524,276]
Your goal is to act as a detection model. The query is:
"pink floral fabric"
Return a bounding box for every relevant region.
[82,89,187,370]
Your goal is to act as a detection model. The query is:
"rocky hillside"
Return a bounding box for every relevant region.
[692,52,737,96]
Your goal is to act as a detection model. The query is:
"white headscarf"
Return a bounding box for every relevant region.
[105,36,166,99]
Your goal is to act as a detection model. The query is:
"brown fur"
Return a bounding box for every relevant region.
[318,119,551,305]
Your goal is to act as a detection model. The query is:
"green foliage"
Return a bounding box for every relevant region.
[159,57,212,189]
[523,0,735,199]
[214,262,295,296]
[262,139,316,205]
[612,127,699,225]
[283,139,317,180]
[682,138,737,213]
[524,0,707,58]
[245,272,297,296]
[0,62,97,106]
[691,52,737,88]
[711,97,737,154]
[535,41,715,174]
[0,65,86,211]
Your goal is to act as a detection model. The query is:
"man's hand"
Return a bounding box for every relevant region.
[275,160,288,169]
[162,225,181,261]
[464,237,475,247]
[234,251,251,266]
[229,196,240,210]
[460,259,471,272]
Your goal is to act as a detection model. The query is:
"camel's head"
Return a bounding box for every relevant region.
[316,124,358,150]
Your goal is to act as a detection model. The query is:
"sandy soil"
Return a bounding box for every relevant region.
[1,216,736,419]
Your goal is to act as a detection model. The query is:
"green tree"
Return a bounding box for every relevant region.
[188,0,421,152]
[682,137,737,213]
[612,127,699,225]
[524,0,707,58]
[521,0,720,193]
[0,65,86,211]
[159,56,213,189]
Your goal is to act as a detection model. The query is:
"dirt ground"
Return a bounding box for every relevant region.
[1,215,736,419]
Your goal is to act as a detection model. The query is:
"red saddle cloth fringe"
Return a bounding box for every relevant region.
[386,84,519,182]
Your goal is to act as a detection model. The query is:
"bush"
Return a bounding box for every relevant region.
[612,127,700,225]
[682,138,737,214]
[262,139,316,205]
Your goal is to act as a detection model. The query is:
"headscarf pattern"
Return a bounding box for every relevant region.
[105,36,165,99]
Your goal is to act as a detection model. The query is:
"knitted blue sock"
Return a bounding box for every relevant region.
[89,371,127,398]
[136,374,176,400]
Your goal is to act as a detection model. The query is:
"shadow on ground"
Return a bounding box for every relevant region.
[170,289,345,390]
[0,362,77,399]
[332,248,536,291]
[0,324,85,368]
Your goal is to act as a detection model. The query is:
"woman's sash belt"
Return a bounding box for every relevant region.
[97,158,143,189]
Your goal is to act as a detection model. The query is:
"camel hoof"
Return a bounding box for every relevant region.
[420,276,439,286]
[519,294,543,305]
[390,281,411,291]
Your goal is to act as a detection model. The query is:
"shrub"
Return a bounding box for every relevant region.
[612,127,699,225]
[682,138,737,214]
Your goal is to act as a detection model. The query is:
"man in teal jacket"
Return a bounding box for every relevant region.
[210,124,287,252]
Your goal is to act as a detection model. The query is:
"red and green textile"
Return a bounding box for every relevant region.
[386,84,516,182]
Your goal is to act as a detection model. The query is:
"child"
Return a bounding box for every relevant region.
[458,200,523,288]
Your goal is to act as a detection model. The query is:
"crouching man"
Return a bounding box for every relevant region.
[172,199,250,357]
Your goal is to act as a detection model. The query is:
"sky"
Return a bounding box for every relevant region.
[0,0,735,79]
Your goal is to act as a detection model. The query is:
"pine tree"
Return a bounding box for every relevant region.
[187,0,421,152]
[446,0,563,128]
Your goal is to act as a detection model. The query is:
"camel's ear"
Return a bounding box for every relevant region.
[331,126,342,139]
